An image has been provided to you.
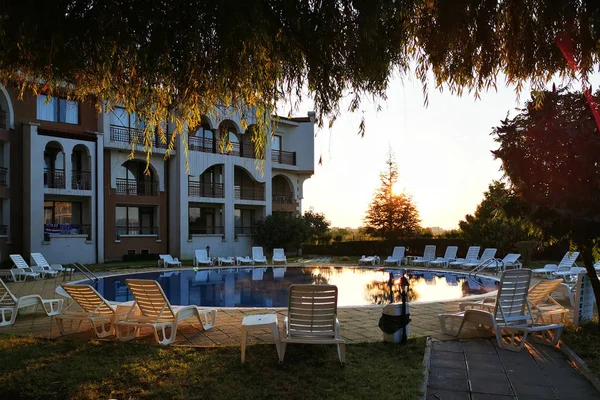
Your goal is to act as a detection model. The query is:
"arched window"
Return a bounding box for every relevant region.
[44,142,65,188]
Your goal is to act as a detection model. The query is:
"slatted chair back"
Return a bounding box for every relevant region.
[480,248,497,261]
[502,253,521,264]
[287,284,338,340]
[442,246,458,260]
[493,269,532,325]
[62,284,115,315]
[252,247,265,260]
[391,246,405,260]
[31,253,51,268]
[126,279,175,321]
[10,254,30,269]
[422,245,436,261]
[527,279,563,306]
[559,252,580,268]
[273,248,285,259]
[159,255,176,264]
[0,278,17,307]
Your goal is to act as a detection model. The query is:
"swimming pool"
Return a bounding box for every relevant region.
[84,267,499,307]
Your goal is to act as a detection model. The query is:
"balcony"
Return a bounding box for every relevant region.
[116,226,159,238]
[235,226,254,235]
[189,226,224,236]
[0,167,7,187]
[271,149,296,165]
[44,224,91,240]
[234,185,265,201]
[0,109,6,130]
[115,178,159,196]
[71,171,91,190]
[188,137,257,159]
[44,169,65,189]
[188,181,224,198]
[110,125,169,149]
[272,191,294,204]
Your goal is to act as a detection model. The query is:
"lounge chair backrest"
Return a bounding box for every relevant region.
[31,253,50,268]
[559,252,579,268]
[493,269,532,324]
[62,284,115,315]
[443,246,458,260]
[10,254,30,269]
[287,284,338,339]
[391,246,405,259]
[160,255,175,263]
[126,279,175,320]
[195,250,209,261]
[480,248,497,261]
[503,253,521,263]
[422,245,436,260]
[464,246,480,260]
[0,278,17,307]
[527,279,563,306]
[273,248,285,258]
[252,247,264,259]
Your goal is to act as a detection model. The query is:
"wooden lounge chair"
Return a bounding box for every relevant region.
[116,279,217,345]
[412,245,436,268]
[0,278,63,326]
[384,246,406,266]
[272,248,287,265]
[429,246,458,269]
[56,284,130,338]
[279,284,346,364]
[448,246,480,269]
[252,247,268,265]
[439,269,563,352]
[11,254,58,278]
[159,254,182,268]
[193,250,213,267]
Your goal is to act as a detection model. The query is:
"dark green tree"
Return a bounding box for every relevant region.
[458,181,542,256]
[252,213,307,254]
[493,88,600,307]
[302,209,332,245]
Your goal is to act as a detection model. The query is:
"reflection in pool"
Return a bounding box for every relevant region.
[85,267,499,307]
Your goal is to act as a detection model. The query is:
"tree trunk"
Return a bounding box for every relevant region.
[580,243,600,324]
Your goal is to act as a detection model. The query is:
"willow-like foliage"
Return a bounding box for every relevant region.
[1,0,599,163]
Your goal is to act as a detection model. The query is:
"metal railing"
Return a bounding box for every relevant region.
[188,181,225,198]
[235,226,254,235]
[44,224,92,240]
[44,169,65,188]
[0,167,7,187]
[70,262,99,286]
[116,226,159,238]
[189,226,224,235]
[272,191,294,204]
[271,149,296,165]
[115,178,159,196]
[188,136,257,159]
[0,109,6,130]
[110,125,169,148]
[71,171,91,190]
[234,185,265,201]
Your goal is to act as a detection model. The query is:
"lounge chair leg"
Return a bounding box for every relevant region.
[279,342,287,364]
[117,325,139,342]
[154,323,176,345]
[337,343,346,365]
[91,320,114,338]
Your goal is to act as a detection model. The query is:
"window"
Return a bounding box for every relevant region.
[44,201,84,235]
[235,208,255,235]
[116,206,156,236]
[37,95,79,124]
[189,205,222,235]
[272,135,282,151]
[110,106,145,129]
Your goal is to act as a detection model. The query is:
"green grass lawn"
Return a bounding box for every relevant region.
[562,321,600,378]
[0,336,426,400]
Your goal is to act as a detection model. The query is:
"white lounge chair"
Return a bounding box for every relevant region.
[448,246,480,269]
[460,279,568,324]
[236,256,254,266]
[116,279,217,345]
[11,254,58,278]
[193,250,213,267]
[429,246,458,269]
[553,266,587,284]
[384,246,406,266]
[272,248,287,265]
[463,248,497,270]
[412,245,436,268]
[159,254,182,268]
[279,284,346,364]
[31,253,74,276]
[252,247,268,265]
[532,251,579,278]
[496,253,522,271]
[358,255,378,266]
[439,269,564,352]
[10,267,40,282]
[56,284,129,338]
[0,278,63,326]
[217,256,236,266]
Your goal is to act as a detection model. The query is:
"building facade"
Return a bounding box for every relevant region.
[0,84,315,265]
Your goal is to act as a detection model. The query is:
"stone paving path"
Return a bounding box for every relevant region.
[427,338,600,400]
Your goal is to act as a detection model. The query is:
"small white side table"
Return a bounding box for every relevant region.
[241,314,280,363]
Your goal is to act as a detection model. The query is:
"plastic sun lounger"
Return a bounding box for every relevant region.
[30,253,73,276]
[429,246,458,269]
[11,254,58,278]
[272,248,287,265]
[10,267,40,282]
[252,247,268,265]
[532,252,580,278]
[413,245,436,268]
[448,246,480,269]
[383,246,406,266]
[193,250,213,267]
[237,256,254,266]
[358,255,377,266]
[0,278,63,326]
[218,257,236,266]
[159,254,182,268]
[463,248,497,270]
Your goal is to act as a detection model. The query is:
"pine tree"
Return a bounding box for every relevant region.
[364,151,421,240]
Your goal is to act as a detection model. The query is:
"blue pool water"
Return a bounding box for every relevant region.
[85,267,498,307]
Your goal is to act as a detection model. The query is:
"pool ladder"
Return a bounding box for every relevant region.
[468,258,502,278]
[69,262,100,286]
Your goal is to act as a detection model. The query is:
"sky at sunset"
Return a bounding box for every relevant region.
[289,72,600,230]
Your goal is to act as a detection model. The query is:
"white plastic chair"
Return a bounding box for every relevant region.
[383,247,406,266]
[463,248,497,270]
[429,246,458,269]
[159,254,182,268]
[252,247,268,265]
[448,246,480,269]
[272,248,287,265]
[116,279,216,345]
[10,267,39,282]
[11,254,58,278]
[0,278,63,326]
[193,250,212,267]
[412,245,436,268]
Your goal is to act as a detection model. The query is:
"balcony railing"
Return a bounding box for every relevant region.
[189,226,224,236]
[188,181,224,198]
[116,226,159,238]
[272,191,294,204]
[0,109,6,130]
[110,125,169,148]
[234,185,265,201]
[44,169,65,189]
[115,178,159,196]
[0,167,7,187]
[235,226,254,235]
[44,224,91,240]
[271,149,296,165]
[71,171,91,190]
[188,136,257,159]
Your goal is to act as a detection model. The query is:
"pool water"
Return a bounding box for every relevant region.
[87,267,499,307]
